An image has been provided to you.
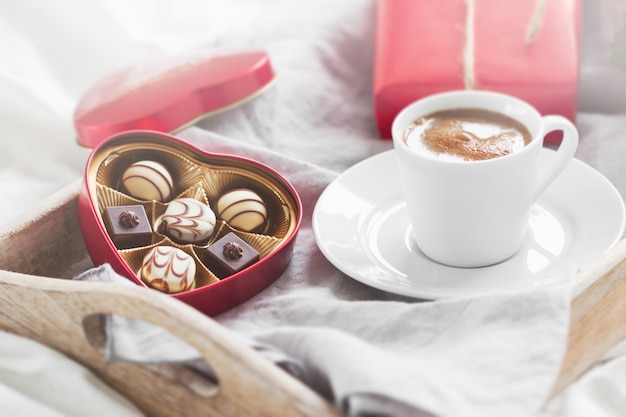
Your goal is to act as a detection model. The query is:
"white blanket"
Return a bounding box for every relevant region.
[1,0,626,416]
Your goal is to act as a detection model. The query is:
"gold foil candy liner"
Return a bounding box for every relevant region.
[203,169,291,238]
[120,240,219,292]
[96,183,152,208]
[96,148,204,201]
[177,182,209,203]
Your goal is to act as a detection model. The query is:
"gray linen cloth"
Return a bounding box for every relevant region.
[74,129,574,417]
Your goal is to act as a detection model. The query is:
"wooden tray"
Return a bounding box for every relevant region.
[0,179,624,415]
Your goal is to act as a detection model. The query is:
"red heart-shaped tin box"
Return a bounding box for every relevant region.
[74,50,302,316]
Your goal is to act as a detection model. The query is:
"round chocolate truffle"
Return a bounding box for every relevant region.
[141,246,196,294]
[156,198,216,244]
[216,188,268,233]
[122,160,174,202]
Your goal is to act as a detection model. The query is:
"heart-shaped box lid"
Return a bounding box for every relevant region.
[74,49,275,148]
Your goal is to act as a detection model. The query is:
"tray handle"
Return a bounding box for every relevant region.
[0,270,341,417]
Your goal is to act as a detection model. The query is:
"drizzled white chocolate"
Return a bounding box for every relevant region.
[156,198,216,244]
[141,246,196,293]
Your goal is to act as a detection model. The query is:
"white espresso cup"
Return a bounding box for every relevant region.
[392,90,579,268]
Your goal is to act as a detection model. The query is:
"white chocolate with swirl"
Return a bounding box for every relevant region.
[216,188,267,233]
[156,198,216,244]
[141,246,196,294]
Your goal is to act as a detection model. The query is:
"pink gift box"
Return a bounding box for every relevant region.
[373,0,582,142]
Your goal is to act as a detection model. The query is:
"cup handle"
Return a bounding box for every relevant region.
[534,115,579,201]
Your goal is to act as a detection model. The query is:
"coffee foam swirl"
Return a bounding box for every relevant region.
[404,108,532,161]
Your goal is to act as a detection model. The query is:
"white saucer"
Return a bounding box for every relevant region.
[312,149,626,299]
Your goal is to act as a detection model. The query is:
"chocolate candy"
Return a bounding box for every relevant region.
[103,205,152,249]
[121,160,174,202]
[141,246,196,293]
[216,188,267,233]
[202,232,260,278]
[156,198,216,244]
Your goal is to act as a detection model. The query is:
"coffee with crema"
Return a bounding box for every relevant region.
[403,108,532,161]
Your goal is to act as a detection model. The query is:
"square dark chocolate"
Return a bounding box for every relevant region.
[103,205,153,249]
[203,232,260,278]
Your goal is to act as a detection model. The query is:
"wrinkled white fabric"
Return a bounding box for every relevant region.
[0,0,625,416]
[181,129,575,417]
[542,355,626,417]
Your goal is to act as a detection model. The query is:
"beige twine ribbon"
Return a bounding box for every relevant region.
[463,0,549,89]
[463,0,476,90]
